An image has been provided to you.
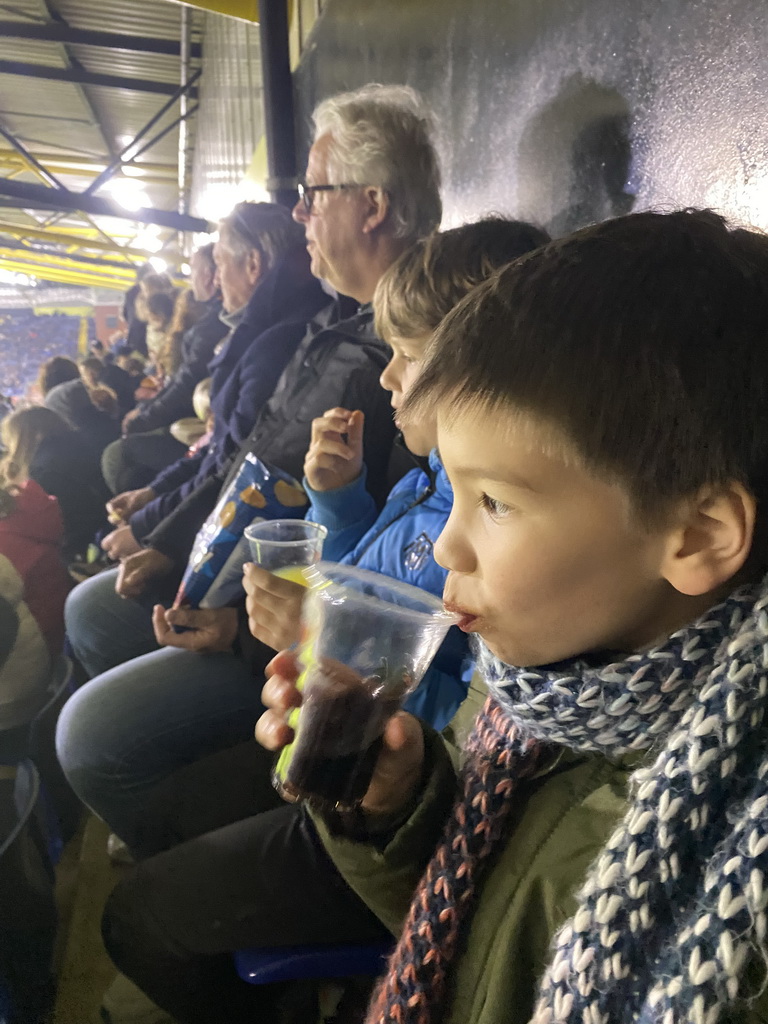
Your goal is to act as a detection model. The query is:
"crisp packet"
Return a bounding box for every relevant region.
[173,453,308,611]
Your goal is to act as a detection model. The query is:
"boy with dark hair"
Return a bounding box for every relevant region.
[261,210,768,1024]
[97,217,548,1024]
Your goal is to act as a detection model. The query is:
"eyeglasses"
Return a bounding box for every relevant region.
[297,181,366,214]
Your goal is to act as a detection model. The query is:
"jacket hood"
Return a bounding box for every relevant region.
[244,245,325,332]
[0,479,64,545]
[209,247,328,375]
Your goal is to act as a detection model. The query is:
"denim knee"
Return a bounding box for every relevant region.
[64,569,156,678]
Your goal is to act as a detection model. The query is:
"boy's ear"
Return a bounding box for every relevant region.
[361,187,390,234]
[662,482,756,596]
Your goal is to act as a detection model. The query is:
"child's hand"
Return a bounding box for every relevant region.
[242,564,304,651]
[304,408,364,492]
[116,547,173,599]
[106,487,155,522]
[152,605,238,652]
[256,650,425,818]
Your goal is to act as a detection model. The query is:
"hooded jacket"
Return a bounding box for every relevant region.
[0,480,70,655]
[129,249,329,542]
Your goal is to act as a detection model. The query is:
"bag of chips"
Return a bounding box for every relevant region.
[173,453,307,610]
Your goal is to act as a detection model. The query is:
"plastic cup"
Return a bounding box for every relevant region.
[244,519,327,586]
[273,563,457,811]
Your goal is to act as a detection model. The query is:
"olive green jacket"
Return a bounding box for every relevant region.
[312,675,768,1024]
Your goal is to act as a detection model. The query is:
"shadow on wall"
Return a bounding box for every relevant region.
[517,73,636,237]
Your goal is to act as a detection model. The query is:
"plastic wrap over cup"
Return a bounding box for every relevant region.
[173,453,308,611]
[274,563,457,811]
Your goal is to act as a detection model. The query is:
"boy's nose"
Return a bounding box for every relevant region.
[434,511,476,574]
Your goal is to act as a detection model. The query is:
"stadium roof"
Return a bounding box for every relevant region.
[0,0,261,293]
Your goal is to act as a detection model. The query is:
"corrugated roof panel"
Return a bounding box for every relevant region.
[70,46,184,84]
[0,38,69,66]
[191,10,263,219]
[0,74,104,155]
[57,0,200,40]
[85,86,182,159]
[0,0,48,20]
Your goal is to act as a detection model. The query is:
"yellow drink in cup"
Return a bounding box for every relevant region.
[244,520,327,577]
[272,565,312,587]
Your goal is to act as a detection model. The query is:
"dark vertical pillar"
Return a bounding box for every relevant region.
[259,0,297,209]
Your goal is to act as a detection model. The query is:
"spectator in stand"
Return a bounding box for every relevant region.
[44,356,134,457]
[98,201,329,563]
[63,83,440,717]
[0,552,50,746]
[143,292,175,373]
[119,264,154,359]
[161,288,206,377]
[0,407,109,559]
[0,482,69,659]
[0,478,68,767]
[102,244,227,493]
[37,356,79,396]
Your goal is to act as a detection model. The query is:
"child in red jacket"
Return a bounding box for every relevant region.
[0,480,70,656]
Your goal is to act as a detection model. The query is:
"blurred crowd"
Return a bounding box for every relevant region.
[0,310,82,403]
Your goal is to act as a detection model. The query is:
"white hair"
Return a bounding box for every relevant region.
[312,83,442,244]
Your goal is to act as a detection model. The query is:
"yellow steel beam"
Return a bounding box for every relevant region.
[0,256,131,291]
[0,151,177,182]
[0,247,136,279]
[179,0,258,22]
[0,222,151,260]
[3,148,127,253]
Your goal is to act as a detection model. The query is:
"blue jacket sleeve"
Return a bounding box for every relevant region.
[304,468,379,562]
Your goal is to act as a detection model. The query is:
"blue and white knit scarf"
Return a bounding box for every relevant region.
[367,582,768,1024]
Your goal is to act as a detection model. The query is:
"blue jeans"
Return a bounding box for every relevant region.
[64,567,161,678]
[58,599,266,849]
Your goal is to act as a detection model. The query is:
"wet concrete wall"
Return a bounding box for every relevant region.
[294,0,768,235]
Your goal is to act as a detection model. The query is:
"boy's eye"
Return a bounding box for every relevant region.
[480,492,514,518]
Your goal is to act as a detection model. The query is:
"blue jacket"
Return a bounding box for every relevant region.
[130,249,329,542]
[305,449,472,731]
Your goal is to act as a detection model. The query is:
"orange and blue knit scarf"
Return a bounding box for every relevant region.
[367,582,768,1024]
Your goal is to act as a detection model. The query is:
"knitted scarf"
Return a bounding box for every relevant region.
[366,581,768,1024]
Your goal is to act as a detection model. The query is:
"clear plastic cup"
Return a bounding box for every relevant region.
[273,563,457,810]
[244,519,327,586]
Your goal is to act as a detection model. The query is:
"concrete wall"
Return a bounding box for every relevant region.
[294,0,768,235]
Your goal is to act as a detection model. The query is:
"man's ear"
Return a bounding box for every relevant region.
[663,482,756,596]
[245,248,262,285]
[361,187,390,234]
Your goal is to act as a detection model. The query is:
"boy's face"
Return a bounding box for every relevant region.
[436,405,686,667]
[379,334,436,456]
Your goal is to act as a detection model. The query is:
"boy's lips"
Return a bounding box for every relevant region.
[443,600,479,632]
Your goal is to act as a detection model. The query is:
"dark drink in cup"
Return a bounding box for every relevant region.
[273,564,456,811]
